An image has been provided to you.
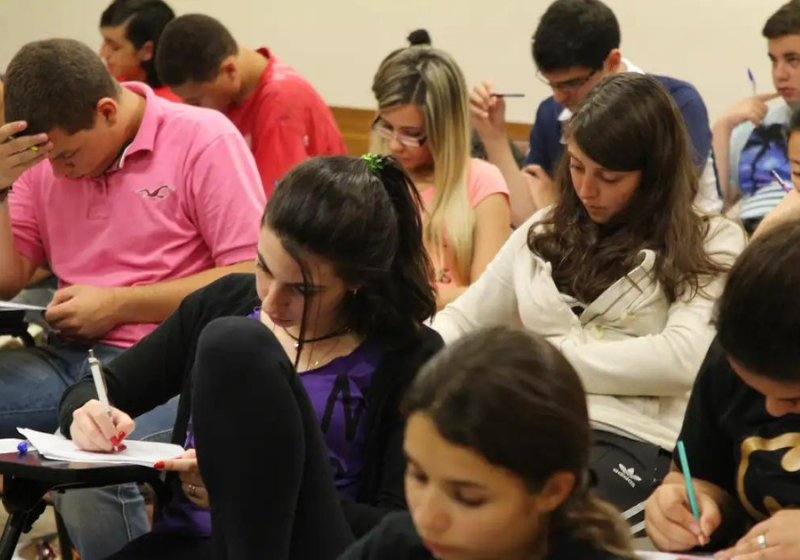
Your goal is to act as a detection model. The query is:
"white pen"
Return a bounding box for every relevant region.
[771,170,792,193]
[88,349,118,452]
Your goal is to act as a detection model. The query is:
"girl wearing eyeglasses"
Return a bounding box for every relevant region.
[371,46,511,310]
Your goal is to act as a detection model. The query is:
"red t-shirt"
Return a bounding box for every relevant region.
[225,48,347,197]
[153,86,183,103]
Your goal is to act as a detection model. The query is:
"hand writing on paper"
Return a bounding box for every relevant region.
[45,285,123,339]
[71,400,134,452]
[715,510,800,560]
[0,121,51,189]
[469,81,507,140]
[523,164,556,211]
[645,482,721,552]
[155,449,209,509]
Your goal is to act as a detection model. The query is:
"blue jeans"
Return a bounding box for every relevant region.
[53,396,179,560]
[0,338,124,438]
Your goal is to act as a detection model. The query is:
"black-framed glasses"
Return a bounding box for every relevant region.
[371,116,428,148]
[536,69,599,92]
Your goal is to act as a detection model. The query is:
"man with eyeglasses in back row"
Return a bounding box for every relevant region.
[470,0,720,226]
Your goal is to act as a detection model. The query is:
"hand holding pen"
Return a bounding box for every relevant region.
[69,351,135,453]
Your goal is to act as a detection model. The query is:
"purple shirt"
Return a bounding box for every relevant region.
[155,309,382,536]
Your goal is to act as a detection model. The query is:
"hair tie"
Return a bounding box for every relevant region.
[361,153,384,174]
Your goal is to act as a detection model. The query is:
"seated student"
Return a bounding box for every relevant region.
[371,46,511,309]
[470,0,720,226]
[713,1,800,233]
[341,325,636,560]
[99,0,181,102]
[58,155,443,560]
[156,14,347,196]
[644,222,800,558]
[431,73,746,533]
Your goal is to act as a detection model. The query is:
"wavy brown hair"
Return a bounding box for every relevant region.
[529,73,727,303]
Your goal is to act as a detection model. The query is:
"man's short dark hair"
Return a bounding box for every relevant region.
[717,222,800,382]
[763,0,800,39]
[156,14,238,86]
[4,39,120,135]
[532,0,621,73]
[100,0,175,88]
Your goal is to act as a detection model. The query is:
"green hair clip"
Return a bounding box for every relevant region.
[361,153,384,174]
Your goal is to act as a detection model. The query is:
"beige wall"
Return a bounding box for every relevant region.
[0,0,787,122]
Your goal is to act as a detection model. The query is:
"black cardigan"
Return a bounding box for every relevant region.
[58,273,443,537]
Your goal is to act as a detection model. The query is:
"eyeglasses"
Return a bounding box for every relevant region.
[371,117,428,148]
[536,69,599,92]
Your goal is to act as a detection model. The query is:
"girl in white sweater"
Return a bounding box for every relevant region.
[432,73,746,532]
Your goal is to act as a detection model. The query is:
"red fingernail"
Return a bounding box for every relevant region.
[110,436,119,446]
[118,444,127,452]
[153,461,164,469]
[118,431,126,441]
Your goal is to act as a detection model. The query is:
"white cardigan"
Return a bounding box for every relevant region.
[432,210,746,450]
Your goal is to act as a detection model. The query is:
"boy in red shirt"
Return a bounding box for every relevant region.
[157,14,347,196]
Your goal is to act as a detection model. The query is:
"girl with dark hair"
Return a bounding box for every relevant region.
[433,73,746,530]
[341,325,636,560]
[58,155,442,560]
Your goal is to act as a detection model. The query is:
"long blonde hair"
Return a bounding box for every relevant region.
[371,46,474,283]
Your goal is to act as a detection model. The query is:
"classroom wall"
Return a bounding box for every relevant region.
[0,0,788,123]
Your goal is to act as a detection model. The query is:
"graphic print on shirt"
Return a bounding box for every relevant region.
[321,372,368,478]
[136,184,176,200]
[736,432,800,520]
[738,124,790,197]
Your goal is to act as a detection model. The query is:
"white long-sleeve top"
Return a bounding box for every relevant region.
[432,209,746,450]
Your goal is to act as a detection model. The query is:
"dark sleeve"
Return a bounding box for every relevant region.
[338,513,424,560]
[57,293,197,437]
[674,85,713,168]
[342,330,444,537]
[675,339,737,494]
[525,100,557,172]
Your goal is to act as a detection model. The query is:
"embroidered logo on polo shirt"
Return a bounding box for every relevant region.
[136,185,175,200]
[613,464,642,488]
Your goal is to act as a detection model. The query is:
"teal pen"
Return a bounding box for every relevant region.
[676,440,704,540]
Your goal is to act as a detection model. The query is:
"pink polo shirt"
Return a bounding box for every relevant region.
[9,82,265,348]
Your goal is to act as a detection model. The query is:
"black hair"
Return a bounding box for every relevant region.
[403,326,636,559]
[5,39,120,135]
[100,0,175,88]
[763,0,800,39]
[262,155,436,352]
[717,222,800,381]
[532,0,620,73]
[407,29,432,46]
[156,14,238,86]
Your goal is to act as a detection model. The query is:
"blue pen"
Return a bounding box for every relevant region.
[676,440,704,542]
[748,68,757,95]
[17,440,28,456]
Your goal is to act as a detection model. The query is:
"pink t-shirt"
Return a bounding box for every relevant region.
[420,158,509,286]
[10,82,266,348]
[225,48,347,198]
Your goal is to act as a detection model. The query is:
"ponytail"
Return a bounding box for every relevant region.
[552,488,637,560]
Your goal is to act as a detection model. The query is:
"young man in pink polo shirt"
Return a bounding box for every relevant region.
[0,38,264,439]
[155,14,347,197]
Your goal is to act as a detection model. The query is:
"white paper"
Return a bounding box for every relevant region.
[0,438,29,454]
[0,301,46,312]
[17,428,185,468]
[637,552,712,559]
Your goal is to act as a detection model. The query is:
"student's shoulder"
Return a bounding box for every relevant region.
[159,101,244,148]
[534,95,563,120]
[466,158,510,203]
[341,512,430,560]
[694,338,744,402]
[182,273,259,316]
[651,74,704,103]
[702,215,747,259]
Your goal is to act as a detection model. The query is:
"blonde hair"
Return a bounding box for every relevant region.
[371,46,474,283]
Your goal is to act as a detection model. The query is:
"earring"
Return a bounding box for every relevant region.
[352,288,359,297]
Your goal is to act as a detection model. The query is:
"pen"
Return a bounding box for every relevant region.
[676,440,704,545]
[748,68,757,96]
[6,135,39,152]
[88,349,118,452]
[491,93,525,98]
[771,169,792,193]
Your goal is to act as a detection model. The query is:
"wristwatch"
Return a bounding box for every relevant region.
[0,186,12,205]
